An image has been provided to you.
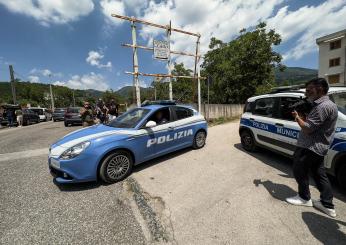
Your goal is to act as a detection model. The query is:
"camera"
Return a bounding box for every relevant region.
[288,98,313,115]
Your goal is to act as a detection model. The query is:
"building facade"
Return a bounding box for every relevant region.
[316,29,346,85]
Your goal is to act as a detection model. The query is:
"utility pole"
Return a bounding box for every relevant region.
[167,20,172,100]
[72,90,76,107]
[198,66,201,113]
[131,19,141,107]
[9,65,16,104]
[50,84,55,111]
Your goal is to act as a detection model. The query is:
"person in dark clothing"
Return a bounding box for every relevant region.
[7,108,15,127]
[108,99,118,121]
[286,78,337,218]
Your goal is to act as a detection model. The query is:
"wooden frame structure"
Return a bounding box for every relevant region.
[111,14,205,110]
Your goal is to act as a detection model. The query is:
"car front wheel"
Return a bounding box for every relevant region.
[99,150,133,183]
[240,130,257,152]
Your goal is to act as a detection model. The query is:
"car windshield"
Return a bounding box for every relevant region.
[67,108,80,113]
[54,108,65,113]
[330,92,346,115]
[107,108,150,128]
[31,109,44,115]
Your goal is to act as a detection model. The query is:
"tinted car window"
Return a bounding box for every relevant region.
[253,98,277,117]
[174,107,193,120]
[67,108,80,113]
[108,108,150,128]
[279,97,302,121]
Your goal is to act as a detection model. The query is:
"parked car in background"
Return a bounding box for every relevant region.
[52,108,66,122]
[22,109,40,126]
[64,107,82,126]
[30,107,52,122]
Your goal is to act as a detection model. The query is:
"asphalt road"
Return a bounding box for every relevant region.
[1,121,346,244]
[0,122,146,245]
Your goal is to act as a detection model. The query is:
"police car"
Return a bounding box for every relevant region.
[239,86,346,189]
[49,101,207,184]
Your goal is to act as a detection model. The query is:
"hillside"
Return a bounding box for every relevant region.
[117,86,153,99]
[275,67,318,85]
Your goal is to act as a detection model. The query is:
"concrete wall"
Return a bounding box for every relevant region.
[318,35,346,85]
[190,104,244,119]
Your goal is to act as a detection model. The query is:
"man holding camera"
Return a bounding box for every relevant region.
[286,78,338,218]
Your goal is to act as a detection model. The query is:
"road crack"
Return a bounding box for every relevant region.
[124,177,177,244]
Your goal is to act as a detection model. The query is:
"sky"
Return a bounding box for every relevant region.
[0,0,346,92]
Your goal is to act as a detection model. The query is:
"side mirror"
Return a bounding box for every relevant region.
[145,120,157,128]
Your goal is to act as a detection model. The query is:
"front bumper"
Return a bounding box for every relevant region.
[48,155,98,184]
[64,118,82,125]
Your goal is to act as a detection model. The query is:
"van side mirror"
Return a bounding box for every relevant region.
[145,120,157,128]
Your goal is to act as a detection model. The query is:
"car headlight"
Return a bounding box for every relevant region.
[60,141,90,160]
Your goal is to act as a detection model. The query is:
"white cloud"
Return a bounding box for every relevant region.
[30,68,63,78]
[53,72,110,91]
[108,0,346,66]
[267,0,346,60]
[132,0,284,69]
[100,0,125,25]
[28,75,40,83]
[86,50,112,69]
[0,0,94,25]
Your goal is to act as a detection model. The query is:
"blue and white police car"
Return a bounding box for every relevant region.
[239,86,346,189]
[49,101,207,184]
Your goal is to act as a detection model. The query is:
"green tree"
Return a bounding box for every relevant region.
[202,22,285,103]
[151,63,195,103]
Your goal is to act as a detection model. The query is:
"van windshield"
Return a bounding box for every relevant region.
[330,92,346,115]
[31,109,44,115]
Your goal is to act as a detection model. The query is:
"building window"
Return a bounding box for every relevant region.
[328,74,340,84]
[330,39,341,50]
[329,58,340,67]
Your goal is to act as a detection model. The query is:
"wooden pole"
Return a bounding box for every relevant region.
[131,20,141,107]
[9,65,16,104]
[167,21,172,100]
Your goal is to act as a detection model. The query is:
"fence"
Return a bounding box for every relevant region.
[189,104,244,119]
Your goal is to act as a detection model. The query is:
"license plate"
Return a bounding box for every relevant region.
[50,158,60,169]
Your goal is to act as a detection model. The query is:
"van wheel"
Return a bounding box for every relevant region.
[193,130,206,149]
[240,130,257,152]
[337,164,346,190]
[99,150,133,183]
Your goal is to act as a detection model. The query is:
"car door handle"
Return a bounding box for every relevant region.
[168,126,175,131]
[275,123,284,127]
[249,118,255,121]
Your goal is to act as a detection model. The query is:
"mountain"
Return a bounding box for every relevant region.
[275,67,318,85]
[116,86,153,100]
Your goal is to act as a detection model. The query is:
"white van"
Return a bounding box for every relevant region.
[239,86,346,189]
[29,107,52,122]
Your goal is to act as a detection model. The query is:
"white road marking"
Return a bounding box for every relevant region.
[0,148,48,162]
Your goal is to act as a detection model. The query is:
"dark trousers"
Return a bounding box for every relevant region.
[293,147,334,209]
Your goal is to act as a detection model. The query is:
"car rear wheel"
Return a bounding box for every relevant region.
[240,130,257,152]
[337,163,346,190]
[99,150,133,183]
[193,130,206,149]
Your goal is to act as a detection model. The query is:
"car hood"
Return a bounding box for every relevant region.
[50,124,136,156]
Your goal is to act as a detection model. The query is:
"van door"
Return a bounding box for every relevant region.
[274,96,302,156]
[250,97,282,150]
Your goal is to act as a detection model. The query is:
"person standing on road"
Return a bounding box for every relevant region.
[286,78,338,218]
[80,102,94,127]
[7,108,14,128]
[108,99,117,121]
[15,108,23,127]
